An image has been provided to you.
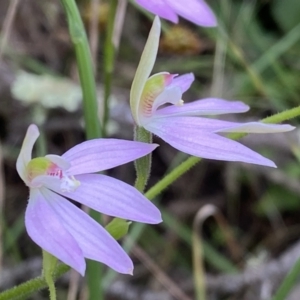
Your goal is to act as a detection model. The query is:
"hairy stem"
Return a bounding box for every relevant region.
[0,264,69,300]
[134,126,153,192]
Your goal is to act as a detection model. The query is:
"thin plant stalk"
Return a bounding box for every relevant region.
[60,0,101,140]
[0,0,20,62]
[88,0,100,73]
[0,264,70,300]
[192,206,216,300]
[59,0,102,299]
[42,251,57,300]
[134,126,153,192]
[102,0,118,136]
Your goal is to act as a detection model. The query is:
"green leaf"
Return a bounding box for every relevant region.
[255,185,300,216]
[272,0,300,32]
[105,218,131,240]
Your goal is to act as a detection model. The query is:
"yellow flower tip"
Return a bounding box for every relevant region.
[26,157,60,182]
[26,157,81,192]
[139,72,172,119]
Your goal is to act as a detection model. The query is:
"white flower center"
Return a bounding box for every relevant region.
[60,175,81,192]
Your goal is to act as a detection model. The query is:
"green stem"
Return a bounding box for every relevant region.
[134,126,153,192]
[86,210,103,300]
[146,156,200,199]
[0,264,70,300]
[262,106,300,124]
[102,0,118,137]
[42,251,57,300]
[192,219,206,300]
[59,1,103,299]
[60,0,101,139]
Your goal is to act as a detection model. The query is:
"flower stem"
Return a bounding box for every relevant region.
[42,250,57,300]
[134,126,153,192]
[86,212,103,300]
[145,156,200,199]
[60,0,101,139]
[59,1,103,299]
[0,264,70,300]
[262,106,300,124]
[102,0,118,137]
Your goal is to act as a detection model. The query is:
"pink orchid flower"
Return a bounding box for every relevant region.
[17,124,162,275]
[135,0,217,27]
[130,17,294,167]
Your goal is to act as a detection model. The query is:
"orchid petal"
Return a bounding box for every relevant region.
[62,139,158,175]
[151,86,182,116]
[139,72,175,120]
[155,98,250,118]
[30,174,59,189]
[168,73,195,93]
[149,116,295,133]
[145,117,277,167]
[135,0,178,23]
[165,0,217,27]
[44,174,162,224]
[16,124,39,183]
[42,188,134,274]
[130,16,161,125]
[25,188,85,275]
[215,122,295,133]
[45,154,71,170]
[139,72,183,124]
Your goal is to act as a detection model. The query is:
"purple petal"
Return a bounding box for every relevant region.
[145,117,277,167]
[42,188,134,274]
[45,154,71,170]
[152,85,182,115]
[215,122,295,133]
[25,188,85,275]
[165,0,217,27]
[154,98,250,118]
[135,0,178,23]
[150,116,294,133]
[62,139,158,175]
[44,174,162,224]
[169,73,195,93]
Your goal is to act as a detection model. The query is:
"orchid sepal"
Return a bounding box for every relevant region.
[130,16,161,124]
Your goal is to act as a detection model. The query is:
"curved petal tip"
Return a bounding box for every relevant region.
[28,124,40,136]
